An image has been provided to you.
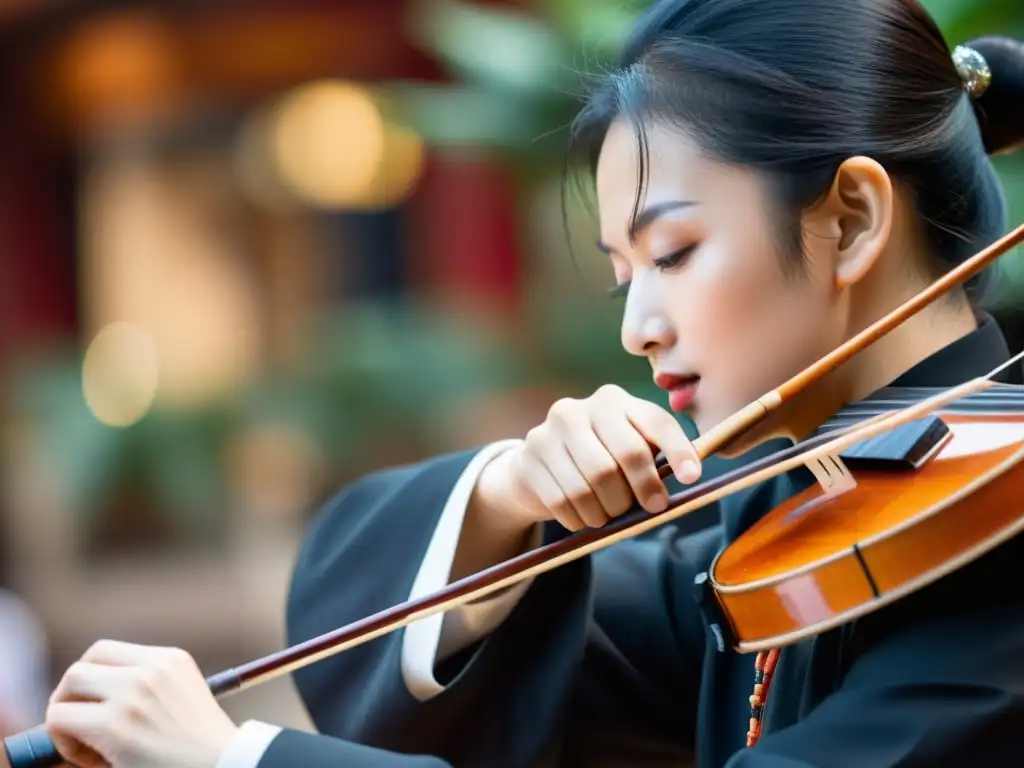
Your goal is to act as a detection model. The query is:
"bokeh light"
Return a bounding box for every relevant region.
[267,79,425,210]
[271,80,385,208]
[81,321,160,428]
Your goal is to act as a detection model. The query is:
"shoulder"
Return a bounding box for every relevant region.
[312,449,483,526]
[297,449,483,565]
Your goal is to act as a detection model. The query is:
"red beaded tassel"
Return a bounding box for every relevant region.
[746,648,780,748]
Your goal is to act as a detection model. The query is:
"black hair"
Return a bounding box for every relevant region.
[566,0,1024,298]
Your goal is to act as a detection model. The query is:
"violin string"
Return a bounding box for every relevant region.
[655,378,1024,472]
[4,227,1022,768]
[260,374,993,697]
[985,347,1024,380]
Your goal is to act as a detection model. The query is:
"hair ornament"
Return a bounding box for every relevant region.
[952,45,992,98]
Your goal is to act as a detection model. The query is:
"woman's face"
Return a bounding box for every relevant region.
[595,119,848,433]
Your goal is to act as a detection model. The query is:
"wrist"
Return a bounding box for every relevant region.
[212,723,241,760]
[470,448,536,539]
[213,721,281,768]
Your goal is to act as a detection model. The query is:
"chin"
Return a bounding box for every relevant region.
[690,406,714,436]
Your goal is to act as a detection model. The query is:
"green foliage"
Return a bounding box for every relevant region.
[9,303,528,533]
[393,0,1024,301]
[15,0,1024,540]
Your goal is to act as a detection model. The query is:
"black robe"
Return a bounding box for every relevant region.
[259,314,1024,767]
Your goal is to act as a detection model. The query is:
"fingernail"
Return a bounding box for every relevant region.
[647,494,668,513]
[678,461,700,483]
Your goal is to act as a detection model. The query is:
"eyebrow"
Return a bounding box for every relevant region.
[596,200,697,253]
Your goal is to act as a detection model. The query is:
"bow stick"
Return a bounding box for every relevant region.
[4,224,1024,768]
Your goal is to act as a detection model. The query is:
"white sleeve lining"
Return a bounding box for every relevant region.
[400,439,542,702]
[214,720,283,768]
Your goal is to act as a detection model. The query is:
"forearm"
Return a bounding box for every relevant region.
[448,448,536,583]
[401,441,541,697]
[284,442,595,766]
[450,498,534,585]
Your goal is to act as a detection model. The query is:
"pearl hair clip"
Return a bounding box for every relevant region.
[952,44,992,97]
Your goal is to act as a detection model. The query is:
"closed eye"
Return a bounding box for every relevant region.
[607,244,697,300]
[654,244,697,271]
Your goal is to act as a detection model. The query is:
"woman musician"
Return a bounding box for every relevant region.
[13,0,1024,766]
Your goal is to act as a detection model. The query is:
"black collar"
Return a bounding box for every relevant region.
[880,312,1020,389]
[724,314,1020,542]
[815,312,1021,432]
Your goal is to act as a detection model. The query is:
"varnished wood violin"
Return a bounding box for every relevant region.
[6,222,1024,767]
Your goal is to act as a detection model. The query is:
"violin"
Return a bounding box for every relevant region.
[6,222,1024,767]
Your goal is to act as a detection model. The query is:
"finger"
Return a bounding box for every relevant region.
[46,702,110,754]
[626,401,701,483]
[537,443,611,529]
[518,452,587,532]
[56,737,107,768]
[81,639,168,667]
[592,416,669,513]
[52,662,134,704]
[563,429,634,518]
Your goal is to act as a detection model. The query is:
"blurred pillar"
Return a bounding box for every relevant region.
[412,151,521,314]
[0,141,78,362]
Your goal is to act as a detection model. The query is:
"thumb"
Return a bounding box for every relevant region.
[46,705,109,768]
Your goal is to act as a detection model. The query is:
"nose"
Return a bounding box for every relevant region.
[621,305,676,358]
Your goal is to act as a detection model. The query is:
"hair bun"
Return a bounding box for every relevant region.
[965,36,1024,156]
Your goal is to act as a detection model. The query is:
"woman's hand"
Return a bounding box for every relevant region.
[474,384,701,533]
[44,640,238,768]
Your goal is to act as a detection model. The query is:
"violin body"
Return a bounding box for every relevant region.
[710,387,1024,652]
[5,223,1023,768]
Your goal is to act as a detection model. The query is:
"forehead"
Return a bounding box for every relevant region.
[595,121,701,217]
[594,119,757,246]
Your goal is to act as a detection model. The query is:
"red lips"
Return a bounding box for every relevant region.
[654,373,700,412]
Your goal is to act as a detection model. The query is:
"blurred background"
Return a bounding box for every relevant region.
[0,0,1022,738]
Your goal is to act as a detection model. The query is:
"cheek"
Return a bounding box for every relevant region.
[672,247,840,426]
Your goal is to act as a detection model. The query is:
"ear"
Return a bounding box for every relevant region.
[805,156,893,289]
